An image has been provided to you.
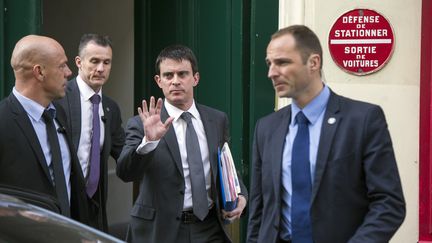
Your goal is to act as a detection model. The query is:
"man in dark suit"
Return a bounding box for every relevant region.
[247,25,406,243]
[57,34,125,232]
[0,35,89,223]
[117,44,247,243]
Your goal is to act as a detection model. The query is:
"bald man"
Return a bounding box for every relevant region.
[0,35,90,223]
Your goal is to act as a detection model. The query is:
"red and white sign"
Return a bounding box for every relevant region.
[328,9,395,75]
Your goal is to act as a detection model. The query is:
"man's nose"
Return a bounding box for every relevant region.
[96,63,105,72]
[65,65,72,78]
[172,75,180,85]
[267,64,278,78]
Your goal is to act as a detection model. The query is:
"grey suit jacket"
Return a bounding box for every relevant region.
[57,78,125,231]
[247,90,405,243]
[0,93,90,223]
[117,103,248,243]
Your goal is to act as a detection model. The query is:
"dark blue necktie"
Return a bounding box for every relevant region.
[42,108,70,217]
[86,94,101,198]
[291,111,313,243]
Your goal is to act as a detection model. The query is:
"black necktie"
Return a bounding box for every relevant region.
[291,111,313,242]
[42,109,70,217]
[181,112,209,221]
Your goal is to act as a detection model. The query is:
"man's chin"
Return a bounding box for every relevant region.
[277,91,294,99]
[91,79,106,86]
[167,97,188,107]
[274,88,288,97]
[169,98,184,104]
[53,92,66,100]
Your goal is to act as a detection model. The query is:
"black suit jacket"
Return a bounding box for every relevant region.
[117,103,248,243]
[247,90,406,243]
[0,93,89,223]
[57,78,125,231]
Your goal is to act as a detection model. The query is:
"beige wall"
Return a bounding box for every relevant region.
[277,0,420,242]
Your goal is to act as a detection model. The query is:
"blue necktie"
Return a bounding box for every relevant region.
[291,111,313,243]
[86,94,101,198]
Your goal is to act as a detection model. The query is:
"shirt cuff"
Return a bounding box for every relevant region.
[136,137,160,154]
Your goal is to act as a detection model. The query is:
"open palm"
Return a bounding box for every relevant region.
[138,96,174,141]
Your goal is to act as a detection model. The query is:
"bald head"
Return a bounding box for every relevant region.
[11,35,65,75]
[11,35,72,107]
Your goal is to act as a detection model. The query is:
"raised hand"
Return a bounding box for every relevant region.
[138,96,174,141]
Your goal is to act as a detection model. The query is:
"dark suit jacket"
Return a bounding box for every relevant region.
[57,78,125,231]
[247,91,405,243]
[117,103,248,243]
[0,93,89,223]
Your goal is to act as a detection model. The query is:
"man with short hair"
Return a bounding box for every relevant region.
[117,44,247,243]
[247,25,406,243]
[57,33,125,232]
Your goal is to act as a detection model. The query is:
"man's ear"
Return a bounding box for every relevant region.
[75,56,82,69]
[193,72,200,87]
[33,65,44,81]
[308,54,321,72]
[154,75,162,88]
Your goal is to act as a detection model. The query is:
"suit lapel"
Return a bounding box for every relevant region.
[66,79,82,148]
[311,92,342,204]
[8,94,53,184]
[196,105,219,186]
[99,98,112,198]
[272,107,291,201]
[54,104,86,187]
[102,97,111,160]
[161,106,184,176]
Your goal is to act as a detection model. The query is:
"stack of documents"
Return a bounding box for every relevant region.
[217,142,241,211]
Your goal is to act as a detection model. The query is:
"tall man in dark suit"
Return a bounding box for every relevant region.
[0,35,89,223]
[57,34,125,232]
[117,45,248,243]
[247,25,406,243]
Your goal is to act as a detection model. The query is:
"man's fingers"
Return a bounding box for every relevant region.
[155,98,163,114]
[149,96,155,114]
[138,107,147,124]
[141,99,148,114]
[222,209,240,219]
[164,116,175,129]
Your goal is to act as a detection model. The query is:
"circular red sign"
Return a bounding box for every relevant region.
[328,9,394,75]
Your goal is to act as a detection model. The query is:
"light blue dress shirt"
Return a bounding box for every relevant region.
[280,85,330,239]
[12,88,72,201]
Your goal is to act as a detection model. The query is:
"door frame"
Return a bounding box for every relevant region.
[419,0,432,241]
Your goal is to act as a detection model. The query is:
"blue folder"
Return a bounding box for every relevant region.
[217,146,238,212]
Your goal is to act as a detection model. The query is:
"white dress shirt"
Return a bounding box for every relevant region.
[136,99,213,210]
[76,76,105,178]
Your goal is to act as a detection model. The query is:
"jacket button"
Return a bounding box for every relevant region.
[176,216,180,221]
[179,190,184,195]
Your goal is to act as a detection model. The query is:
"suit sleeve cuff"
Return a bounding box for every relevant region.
[136,137,159,154]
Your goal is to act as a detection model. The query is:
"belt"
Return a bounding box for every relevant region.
[279,238,291,243]
[181,206,216,224]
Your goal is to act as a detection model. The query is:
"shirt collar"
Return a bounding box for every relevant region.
[291,84,330,125]
[164,99,200,122]
[12,87,56,121]
[76,75,102,101]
